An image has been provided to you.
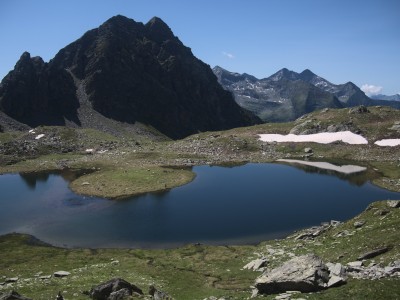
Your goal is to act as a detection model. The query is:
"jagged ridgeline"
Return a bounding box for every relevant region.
[0,15,260,139]
[214,66,400,123]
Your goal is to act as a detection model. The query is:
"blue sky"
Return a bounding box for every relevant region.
[1,0,399,95]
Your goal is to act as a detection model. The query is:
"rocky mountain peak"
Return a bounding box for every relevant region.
[299,69,316,81]
[0,15,259,138]
[145,16,175,42]
[269,68,299,81]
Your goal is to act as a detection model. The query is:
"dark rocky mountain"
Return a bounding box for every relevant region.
[214,67,400,122]
[0,15,259,139]
[371,94,400,101]
[213,66,343,122]
[0,52,79,127]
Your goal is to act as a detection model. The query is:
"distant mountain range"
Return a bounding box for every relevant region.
[213,66,400,122]
[370,94,400,101]
[0,15,258,139]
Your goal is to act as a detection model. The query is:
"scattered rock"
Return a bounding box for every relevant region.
[349,105,370,114]
[85,149,95,155]
[35,134,45,140]
[5,278,18,283]
[243,258,268,271]
[53,271,70,278]
[39,275,52,280]
[89,278,143,299]
[149,285,172,299]
[295,220,341,240]
[108,288,131,300]
[304,147,313,154]
[347,260,400,280]
[347,261,363,272]
[255,254,330,294]
[327,275,346,288]
[387,200,400,208]
[0,291,32,300]
[357,247,390,260]
[56,292,64,300]
[326,262,347,278]
[354,220,365,228]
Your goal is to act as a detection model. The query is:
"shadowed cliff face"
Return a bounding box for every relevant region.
[0,15,259,139]
[0,52,79,126]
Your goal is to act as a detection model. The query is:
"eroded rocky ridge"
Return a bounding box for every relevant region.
[0,16,259,139]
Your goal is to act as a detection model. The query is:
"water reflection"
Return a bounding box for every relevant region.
[19,172,50,189]
[0,163,398,248]
[19,168,94,190]
[276,159,379,187]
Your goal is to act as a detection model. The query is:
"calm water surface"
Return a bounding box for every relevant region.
[0,163,398,248]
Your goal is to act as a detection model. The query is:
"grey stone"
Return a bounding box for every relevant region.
[357,247,389,261]
[384,266,400,275]
[5,278,18,283]
[327,275,346,288]
[327,262,347,278]
[347,261,363,272]
[243,258,268,271]
[0,291,32,300]
[39,275,52,280]
[255,254,330,294]
[149,285,172,300]
[90,278,143,299]
[53,271,70,278]
[387,200,400,208]
[354,221,365,228]
[108,288,131,300]
[304,147,313,153]
[349,106,369,114]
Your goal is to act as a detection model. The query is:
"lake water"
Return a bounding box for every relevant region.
[0,163,398,248]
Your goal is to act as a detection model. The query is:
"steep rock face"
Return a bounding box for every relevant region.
[0,15,258,139]
[0,52,79,127]
[50,15,258,138]
[214,66,342,122]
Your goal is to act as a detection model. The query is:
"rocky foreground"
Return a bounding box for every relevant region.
[0,106,399,299]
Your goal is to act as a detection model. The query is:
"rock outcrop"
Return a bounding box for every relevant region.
[0,291,32,300]
[89,278,143,299]
[0,52,79,127]
[255,254,330,294]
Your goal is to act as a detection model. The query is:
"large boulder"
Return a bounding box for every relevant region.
[255,254,330,294]
[89,278,143,300]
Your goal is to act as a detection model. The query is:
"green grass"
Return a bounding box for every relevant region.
[69,166,196,199]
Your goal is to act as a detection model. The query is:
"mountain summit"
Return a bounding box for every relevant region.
[0,15,258,138]
[213,66,342,122]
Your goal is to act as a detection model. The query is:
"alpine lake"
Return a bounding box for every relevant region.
[0,161,399,249]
